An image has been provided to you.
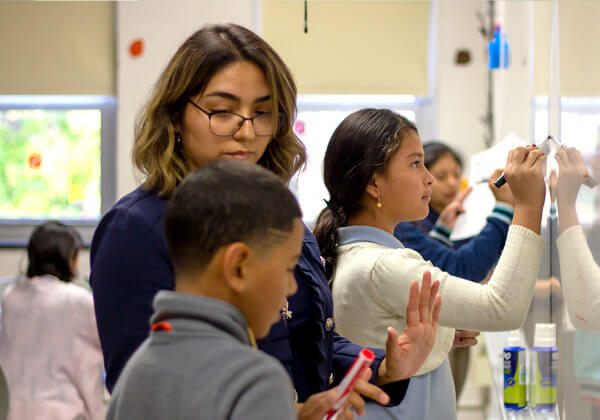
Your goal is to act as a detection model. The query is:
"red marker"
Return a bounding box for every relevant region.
[324,348,375,420]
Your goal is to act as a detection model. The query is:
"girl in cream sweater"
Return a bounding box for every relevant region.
[313,109,547,420]
[554,146,600,331]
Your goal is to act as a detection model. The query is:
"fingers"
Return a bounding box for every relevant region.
[510,146,529,165]
[555,149,568,168]
[299,390,337,419]
[419,271,432,323]
[347,391,365,417]
[524,148,546,168]
[405,280,420,327]
[455,186,473,204]
[340,404,355,420]
[352,371,389,405]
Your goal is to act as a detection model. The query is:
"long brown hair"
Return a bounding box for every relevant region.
[314,109,417,278]
[133,23,306,196]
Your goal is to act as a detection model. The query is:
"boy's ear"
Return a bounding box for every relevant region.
[222,242,252,293]
[365,176,380,200]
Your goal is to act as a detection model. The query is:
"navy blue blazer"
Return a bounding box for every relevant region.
[91,186,409,403]
[393,205,512,282]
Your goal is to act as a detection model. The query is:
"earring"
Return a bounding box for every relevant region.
[377,192,383,208]
[175,133,182,143]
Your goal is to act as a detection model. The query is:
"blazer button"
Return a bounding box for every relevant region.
[325,317,334,331]
[329,372,334,385]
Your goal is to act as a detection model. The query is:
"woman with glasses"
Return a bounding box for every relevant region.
[90,23,435,413]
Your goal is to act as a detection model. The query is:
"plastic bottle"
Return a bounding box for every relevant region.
[530,323,558,412]
[488,23,510,69]
[504,329,527,411]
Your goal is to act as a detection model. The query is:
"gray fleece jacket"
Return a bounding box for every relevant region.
[106,291,296,420]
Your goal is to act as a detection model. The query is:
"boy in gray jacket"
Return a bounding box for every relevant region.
[106,160,442,420]
[106,160,348,420]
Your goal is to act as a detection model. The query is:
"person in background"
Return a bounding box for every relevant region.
[0,221,104,420]
[394,141,514,283]
[394,141,515,400]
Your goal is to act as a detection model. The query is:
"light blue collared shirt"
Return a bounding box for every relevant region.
[337,225,404,249]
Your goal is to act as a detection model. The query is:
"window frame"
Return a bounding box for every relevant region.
[0,95,116,247]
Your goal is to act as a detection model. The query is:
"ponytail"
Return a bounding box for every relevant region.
[314,201,347,279]
[313,108,417,281]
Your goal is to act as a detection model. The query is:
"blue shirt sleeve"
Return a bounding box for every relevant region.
[90,206,174,392]
[394,215,510,282]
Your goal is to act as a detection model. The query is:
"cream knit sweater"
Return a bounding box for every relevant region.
[332,225,544,376]
[557,225,600,331]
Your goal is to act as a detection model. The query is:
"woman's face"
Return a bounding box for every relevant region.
[428,153,463,212]
[178,61,274,169]
[374,130,435,222]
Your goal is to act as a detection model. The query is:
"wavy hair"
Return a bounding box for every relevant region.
[133,23,306,196]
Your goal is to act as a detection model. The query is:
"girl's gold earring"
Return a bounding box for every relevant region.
[377,192,383,208]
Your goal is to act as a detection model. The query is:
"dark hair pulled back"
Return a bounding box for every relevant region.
[314,108,417,278]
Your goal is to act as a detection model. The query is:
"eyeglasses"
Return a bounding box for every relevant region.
[187,99,282,137]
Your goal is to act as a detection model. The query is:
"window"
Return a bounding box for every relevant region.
[291,95,424,225]
[0,96,116,246]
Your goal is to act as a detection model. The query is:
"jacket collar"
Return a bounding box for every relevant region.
[151,291,250,345]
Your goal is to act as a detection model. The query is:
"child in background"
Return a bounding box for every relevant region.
[394,141,514,283]
[107,160,443,420]
[314,109,547,420]
[0,221,104,420]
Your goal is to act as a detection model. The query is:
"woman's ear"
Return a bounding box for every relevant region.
[222,242,251,294]
[365,176,380,200]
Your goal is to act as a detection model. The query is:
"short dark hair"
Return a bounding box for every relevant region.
[26,221,83,282]
[164,160,303,273]
[423,141,463,171]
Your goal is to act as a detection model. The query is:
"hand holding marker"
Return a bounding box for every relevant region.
[493,137,597,189]
[323,349,375,420]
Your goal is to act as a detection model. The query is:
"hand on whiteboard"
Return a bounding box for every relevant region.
[555,146,589,208]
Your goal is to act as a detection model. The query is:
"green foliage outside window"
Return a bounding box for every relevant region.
[0,109,101,220]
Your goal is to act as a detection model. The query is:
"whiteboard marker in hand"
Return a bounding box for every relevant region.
[323,349,375,420]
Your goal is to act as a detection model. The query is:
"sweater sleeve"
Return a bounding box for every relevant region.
[90,207,174,392]
[395,204,512,282]
[371,225,544,331]
[557,225,600,331]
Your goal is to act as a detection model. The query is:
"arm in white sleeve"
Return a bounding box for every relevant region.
[557,225,600,331]
[371,225,544,331]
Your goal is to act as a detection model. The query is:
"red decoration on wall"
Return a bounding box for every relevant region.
[294,120,306,135]
[129,39,144,58]
[28,153,42,169]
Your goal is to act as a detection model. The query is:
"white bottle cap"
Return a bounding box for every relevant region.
[534,323,556,348]
[507,329,522,347]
